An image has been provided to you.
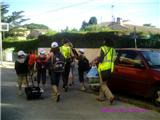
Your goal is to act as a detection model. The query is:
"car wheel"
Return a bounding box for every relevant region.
[153,86,160,106]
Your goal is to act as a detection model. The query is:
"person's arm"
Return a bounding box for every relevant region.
[112,48,117,62]
[99,48,105,63]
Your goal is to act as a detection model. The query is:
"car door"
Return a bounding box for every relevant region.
[110,50,150,95]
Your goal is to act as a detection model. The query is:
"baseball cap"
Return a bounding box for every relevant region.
[17,50,26,56]
[79,49,85,54]
[51,42,59,48]
[39,48,46,54]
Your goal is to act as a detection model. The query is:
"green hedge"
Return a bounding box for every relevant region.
[38,32,160,48]
[3,39,39,52]
[3,32,160,52]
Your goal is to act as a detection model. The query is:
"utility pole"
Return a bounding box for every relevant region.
[111,5,115,30]
[0,4,9,65]
[133,26,137,48]
[111,5,114,22]
[0,5,2,65]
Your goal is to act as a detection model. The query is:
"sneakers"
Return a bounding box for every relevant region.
[80,86,86,91]
[96,97,105,102]
[110,97,115,105]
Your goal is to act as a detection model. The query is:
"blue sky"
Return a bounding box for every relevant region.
[3,0,160,31]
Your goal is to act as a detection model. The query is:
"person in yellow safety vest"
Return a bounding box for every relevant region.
[60,39,74,92]
[93,39,117,104]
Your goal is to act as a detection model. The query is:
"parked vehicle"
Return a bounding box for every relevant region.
[108,48,160,104]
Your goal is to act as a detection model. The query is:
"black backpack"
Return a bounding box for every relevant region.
[79,57,90,71]
[51,52,65,72]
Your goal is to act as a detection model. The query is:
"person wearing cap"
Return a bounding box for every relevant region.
[60,39,74,92]
[15,50,29,95]
[92,38,116,104]
[77,49,90,91]
[35,48,48,88]
[49,42,65,102]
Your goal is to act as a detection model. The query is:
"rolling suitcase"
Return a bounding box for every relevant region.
[25,75,43,100]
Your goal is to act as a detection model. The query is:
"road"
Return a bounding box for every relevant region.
[1,62,160,120]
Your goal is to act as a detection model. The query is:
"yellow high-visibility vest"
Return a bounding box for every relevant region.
[60,45,71,59]
[98,46,115,72]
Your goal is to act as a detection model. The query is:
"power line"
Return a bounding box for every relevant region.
[24,0,95,17]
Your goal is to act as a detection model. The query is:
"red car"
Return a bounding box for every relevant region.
[108,48,160,104]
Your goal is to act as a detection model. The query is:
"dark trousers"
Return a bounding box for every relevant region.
[100,69,111,82]
[62,61,71,88]
[78,68,85,83]
[37,69,46,86]
[50,71,61,87]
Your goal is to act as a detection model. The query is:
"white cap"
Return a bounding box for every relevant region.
[39,48,46,54]
[79,49,85,54]
[17,50,26,56]
[51,42,58,48]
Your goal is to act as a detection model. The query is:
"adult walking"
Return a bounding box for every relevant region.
[93,39,117,104]
[60,39,74,92]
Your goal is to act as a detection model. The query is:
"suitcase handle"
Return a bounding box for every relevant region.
[26,73,35,87]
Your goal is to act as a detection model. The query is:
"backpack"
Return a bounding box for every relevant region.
[36,56,47,70]
[51,52,65,72]
[78,57,90,71]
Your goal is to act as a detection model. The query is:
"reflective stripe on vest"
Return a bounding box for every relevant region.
[98,46,114,72]
[60,45,71,59]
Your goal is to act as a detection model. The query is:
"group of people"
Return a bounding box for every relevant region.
[15,38,116,104]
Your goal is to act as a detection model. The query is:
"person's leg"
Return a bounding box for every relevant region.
[100,70,115,104]
[51,71,60,102]
[78,69,85,91]
[42,69,46,88]
[55,72,61,102]
[63,61,70,91]
[50,71,56,95]
[37,71,41,87]
[17,75,23,95]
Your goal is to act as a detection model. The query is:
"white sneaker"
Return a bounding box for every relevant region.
[80,86,86,91]
[40,88,44,93]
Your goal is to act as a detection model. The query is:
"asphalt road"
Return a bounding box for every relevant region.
[1,62,160,120]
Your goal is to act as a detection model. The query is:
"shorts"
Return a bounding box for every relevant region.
[17,74,27,86]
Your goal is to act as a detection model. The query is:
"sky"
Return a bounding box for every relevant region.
[2,0,160,31]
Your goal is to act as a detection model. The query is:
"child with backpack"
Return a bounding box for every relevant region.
[15,50,29,95]
[77,49,91,91]
[49,42,65,102]
[35,49,48,89]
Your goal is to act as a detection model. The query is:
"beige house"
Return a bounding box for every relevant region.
[14,27,30,40]
[100,17,160,34]
[28,29,49,38]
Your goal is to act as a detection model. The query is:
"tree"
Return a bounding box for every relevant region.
[23,23,49,30]
[7,11,30,28]
[81,21,88,30]
[81,17,97,30]
[1,3,30,39]
[1,2,9,22]
[88,16,97,25]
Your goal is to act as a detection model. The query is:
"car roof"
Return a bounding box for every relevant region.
[116,48,160,52]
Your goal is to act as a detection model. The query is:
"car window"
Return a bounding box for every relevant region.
[142,51,160,68]
[116,50,143,68]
